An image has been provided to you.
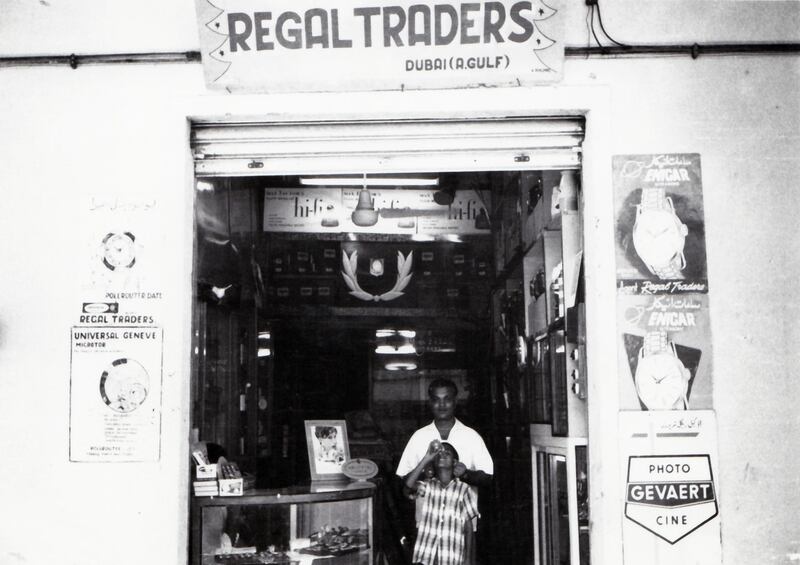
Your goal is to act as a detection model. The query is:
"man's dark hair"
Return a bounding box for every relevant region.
[428,378,458,398]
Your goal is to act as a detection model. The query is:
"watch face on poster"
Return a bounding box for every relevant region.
[633,209,687,269]
[632,190,689,278]
[633,331,691,410]
[99,358,149,413]
[101,232,137,271]
[634,352,690,410]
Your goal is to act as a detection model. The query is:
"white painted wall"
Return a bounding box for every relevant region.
[0,63,201,565]
[0,2,797,565]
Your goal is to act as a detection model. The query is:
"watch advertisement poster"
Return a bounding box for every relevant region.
[82,197,167,331]
[620,411,721,565]
[69,326,163,462]
[613,154,708,295]
[84,196,162,296]
[618,294,712,411]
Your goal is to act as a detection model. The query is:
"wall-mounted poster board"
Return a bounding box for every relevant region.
[613,154,713,412]
[613,154,708,295]
[620,411,721,565]
[618,294,713,411]
[70,327,163,462]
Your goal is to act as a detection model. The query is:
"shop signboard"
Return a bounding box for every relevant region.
[263,187,491,235]
[620,411,722,565]
[194,0,563,92]
[612,154,708,295]
[618,294,712,410]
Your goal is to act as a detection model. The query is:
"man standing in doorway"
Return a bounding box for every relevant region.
[396,378,493,565]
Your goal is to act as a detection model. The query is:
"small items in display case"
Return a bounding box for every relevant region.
[297,525,370,557]
[192,483,375,565]
[549,330,569,437]
[530,336,552,424]
[213,547,294,564]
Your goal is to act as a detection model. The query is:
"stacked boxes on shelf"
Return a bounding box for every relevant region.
[192,450,219,497]
[218,462,244,496]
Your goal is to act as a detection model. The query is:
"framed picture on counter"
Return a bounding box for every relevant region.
[304,420,350,481]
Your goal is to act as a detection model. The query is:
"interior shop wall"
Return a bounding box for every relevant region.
[0,3,797,565]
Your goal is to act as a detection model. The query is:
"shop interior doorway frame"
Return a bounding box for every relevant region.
[183,86,619,565]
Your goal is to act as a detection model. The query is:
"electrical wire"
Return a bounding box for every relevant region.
[587,1,631,51]
[595,2,630,48]
[585,4,593,56]
[588,5,605,52]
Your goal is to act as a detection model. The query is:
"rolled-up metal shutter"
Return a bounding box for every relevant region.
[191,117,583,177]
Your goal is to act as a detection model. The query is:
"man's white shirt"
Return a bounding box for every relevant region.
[396,419,494,477]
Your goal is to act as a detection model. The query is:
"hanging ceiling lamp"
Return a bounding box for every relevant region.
[375,329,417,355]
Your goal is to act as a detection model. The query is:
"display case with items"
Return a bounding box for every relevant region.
[529,335,552,424]
[532,440,590,565]
[514,170,586,440]
[191,483,376,565]
[523,230,564,337]
[548,329,569,437]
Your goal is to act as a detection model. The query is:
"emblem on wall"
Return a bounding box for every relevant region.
[101,231,137,271]
[625,454,718,544]
[341,250,413,302]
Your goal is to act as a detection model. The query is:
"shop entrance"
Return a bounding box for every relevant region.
[188,117,588,565]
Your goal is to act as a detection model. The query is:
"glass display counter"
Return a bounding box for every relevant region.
[191,482,376,565]
[530,428,589,565]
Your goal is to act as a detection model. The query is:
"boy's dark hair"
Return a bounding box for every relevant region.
[428,378,458,398]
[439,442,459,460]
[314,425,337,439]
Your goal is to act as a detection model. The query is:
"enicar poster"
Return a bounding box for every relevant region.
[618,294,713,411]
[613,154,708,295]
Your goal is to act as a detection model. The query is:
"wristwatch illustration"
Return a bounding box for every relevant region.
[634,330,690,410]
[632,187,688,279]
[101,232,137,271]
[99,357,149,413]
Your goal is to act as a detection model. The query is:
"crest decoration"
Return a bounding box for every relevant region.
[341,250,413,302]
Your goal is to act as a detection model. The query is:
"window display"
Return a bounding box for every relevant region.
[192,483,375,565]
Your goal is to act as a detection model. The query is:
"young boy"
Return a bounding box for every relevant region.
[404,440,479,565]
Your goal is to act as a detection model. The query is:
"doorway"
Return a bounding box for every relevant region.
[189,117,586,565]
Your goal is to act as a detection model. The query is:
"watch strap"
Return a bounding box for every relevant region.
[639,187,667,211]
[642,330,669,356]
[652,255,685,279]
[638,187,687,279]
